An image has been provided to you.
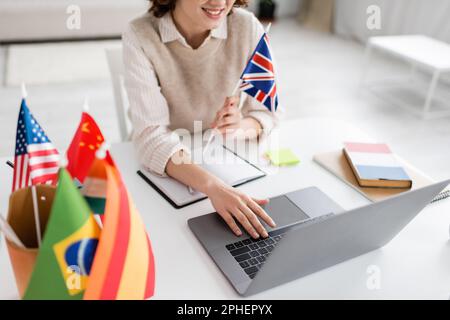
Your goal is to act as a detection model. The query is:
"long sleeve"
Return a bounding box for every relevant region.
[122,25,189,177]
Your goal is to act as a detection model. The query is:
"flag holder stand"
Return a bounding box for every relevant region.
[5,185,55,298]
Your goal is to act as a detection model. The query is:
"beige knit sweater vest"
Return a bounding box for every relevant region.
[129,9,263,132]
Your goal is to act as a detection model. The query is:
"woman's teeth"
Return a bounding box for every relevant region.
[202,8,224,17]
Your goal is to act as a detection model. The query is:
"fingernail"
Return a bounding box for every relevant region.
[253,233,260,239]
[263,232,269,238]
[236,231,242,236]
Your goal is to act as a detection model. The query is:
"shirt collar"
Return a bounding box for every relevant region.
[159,12,228,47]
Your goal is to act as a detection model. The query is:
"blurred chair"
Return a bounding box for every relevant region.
[105,47,132,141]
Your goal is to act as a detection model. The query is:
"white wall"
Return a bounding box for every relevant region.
[334,0,450,43]
[247,0,303,18]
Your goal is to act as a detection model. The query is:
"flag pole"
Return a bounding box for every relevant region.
[83,96,90,112]
[203,77,242,155]
[21,82,28,99]
[231,79,242,98]
[22,82,42,247]
[0,213,25,249]
[204,79,242,157]
[95,142,110,160]
[31,186,42,247]
[59,153,69,168]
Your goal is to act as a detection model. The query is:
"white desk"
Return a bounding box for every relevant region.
[1,118,449,299]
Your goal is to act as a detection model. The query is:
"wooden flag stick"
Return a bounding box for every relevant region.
[0,213,25,249]
[31,186,42,247]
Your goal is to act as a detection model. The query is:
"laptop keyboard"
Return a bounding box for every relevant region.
[225,227,288,279]
[225,213,335,280]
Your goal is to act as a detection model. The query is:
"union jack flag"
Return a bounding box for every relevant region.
[239,33,279,112]
[12,99,60,191]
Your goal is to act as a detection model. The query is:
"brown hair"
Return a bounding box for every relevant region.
[149,0,250,18]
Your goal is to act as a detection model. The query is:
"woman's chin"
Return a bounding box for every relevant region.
[198,13,226,28]
[201,19,224,31]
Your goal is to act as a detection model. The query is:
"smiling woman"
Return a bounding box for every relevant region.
[123,0,279,238]
[149,0,250,18]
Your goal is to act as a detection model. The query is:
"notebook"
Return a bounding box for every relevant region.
[343,142,412,188]
[137,145,266,209]
[313,150,448,203]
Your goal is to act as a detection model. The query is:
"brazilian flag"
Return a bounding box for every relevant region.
[23,169,100,300]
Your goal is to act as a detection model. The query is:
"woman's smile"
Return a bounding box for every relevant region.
[201,6,226,20]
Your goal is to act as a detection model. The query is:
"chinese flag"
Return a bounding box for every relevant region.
[66,112,112,185]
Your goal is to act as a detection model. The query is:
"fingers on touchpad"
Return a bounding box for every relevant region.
[285,187,343,219]
[261,195,310,229]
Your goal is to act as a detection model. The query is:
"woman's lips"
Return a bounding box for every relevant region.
[201,7,225,20]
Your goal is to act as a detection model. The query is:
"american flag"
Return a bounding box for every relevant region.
[239,33,279,112]
[12,99,60,191]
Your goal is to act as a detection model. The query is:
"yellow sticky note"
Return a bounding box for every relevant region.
[265,149,300,166]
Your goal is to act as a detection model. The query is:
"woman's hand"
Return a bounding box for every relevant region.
[211,96,262,139]
[210,96,241,134]
[207,181,276,239]
[166,151,275,238]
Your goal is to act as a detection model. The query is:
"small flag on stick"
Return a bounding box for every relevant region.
[12,95,60,192]
[66,110,112,186]
[237,23,279,112]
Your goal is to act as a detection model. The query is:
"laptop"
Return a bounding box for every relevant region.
[188,180,449,296]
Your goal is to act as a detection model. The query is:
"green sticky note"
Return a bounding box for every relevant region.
[265,148,300,166]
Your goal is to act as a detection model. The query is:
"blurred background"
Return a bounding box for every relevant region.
[1,0,449,179]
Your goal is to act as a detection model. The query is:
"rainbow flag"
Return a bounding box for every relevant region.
[83,159,155,300]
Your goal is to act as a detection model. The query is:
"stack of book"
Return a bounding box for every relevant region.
[342,142,412,189]
[313,141,449,204]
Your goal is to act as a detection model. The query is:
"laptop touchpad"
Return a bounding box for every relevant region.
[262,195,310,231]
[285,186,344,219]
